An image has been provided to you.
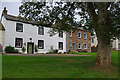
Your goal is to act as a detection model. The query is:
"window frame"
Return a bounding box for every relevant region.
[84,33,87,39]
[15,38,23,48]
[58,42,63,50]
[84,43,87,49]
[38,27,44,35]
[78,43,82,49]
[16,23,23,32]
[69,31,72,37]
[38,40,44,49]
[78,32,82,38]
[59,31,63,38]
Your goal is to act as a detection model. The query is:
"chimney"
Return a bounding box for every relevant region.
[3,7,7,15]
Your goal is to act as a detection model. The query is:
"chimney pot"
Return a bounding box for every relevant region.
[3,7,7,15]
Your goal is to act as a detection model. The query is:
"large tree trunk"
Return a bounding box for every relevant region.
[95,36,111,67]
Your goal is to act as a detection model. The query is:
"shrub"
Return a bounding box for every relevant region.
[22,46,26,53]
[5,46,19,53]
[53,49,58,54]
[48,51,53,54]
[58,52,62,54]
[35,45,38,52]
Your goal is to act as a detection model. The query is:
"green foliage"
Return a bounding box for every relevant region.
[35,45,38,52]
[22,42,26,53]
[48,51,53,54]
[58,52,62,54]
[22,46,26,53]
[5,46,19,53]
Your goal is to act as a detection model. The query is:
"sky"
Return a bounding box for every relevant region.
[0,2,22,17]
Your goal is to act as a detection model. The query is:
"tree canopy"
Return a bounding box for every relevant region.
[19,2,120,66]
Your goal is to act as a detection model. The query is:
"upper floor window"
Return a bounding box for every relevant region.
[59,42,63,50]
[59,31,63,38]
[69,31,72,37]
[78,43,82,49]
[16,23,23,32]
[84,33,87,39]
[15,38,23,48]
[38,40,44,49]
[38,27,44,35]
[78,32,82,38]
[84,43,87,49]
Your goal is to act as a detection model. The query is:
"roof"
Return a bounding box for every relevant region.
[2,13,52,27]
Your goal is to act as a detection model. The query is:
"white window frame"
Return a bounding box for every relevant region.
[16,23,23,32]
[78,32,82,38]
[15,38,23,48]
[59,31,63,38]
[69,31,72,37]
[38,27,44,35]
[78,43,82,49]
[84,43,87,49]
[84,33,87,39]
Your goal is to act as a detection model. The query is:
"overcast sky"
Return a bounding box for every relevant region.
[0,2,22,17]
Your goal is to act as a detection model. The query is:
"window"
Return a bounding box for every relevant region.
[38,27,44,35]
[84,33,87,39]
[84,43,87,49]
[70,41,72,47]
[38,40,44,49]
[59,31,63,38]
[59,42,63,50]
[78,43,82,49]
[69,31,72,37]
[78,32,82,38]
[15,38,23,48]
[92,38,94,43]
[16,23,23,32]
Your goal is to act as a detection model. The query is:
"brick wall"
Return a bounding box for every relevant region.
[67,29,91,52]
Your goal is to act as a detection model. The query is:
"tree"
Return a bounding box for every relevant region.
[19,2,120,67]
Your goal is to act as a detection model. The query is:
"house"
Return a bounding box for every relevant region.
[0,22,5,53]
[67,29,91,52]
[1,7,66,54]
[91,35,98,47]
[112,38,120,51]
[0,7,91,54]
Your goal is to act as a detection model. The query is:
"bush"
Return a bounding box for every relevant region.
[48,51,53,54]
[35,45,38,52]
[91,46,98,52]
[5,46,19,53]
[22,46,26,53]
[53,49,58,54]
[58,52,62,54]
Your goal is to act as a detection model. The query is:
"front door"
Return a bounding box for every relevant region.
[73,42,76,50]
[27,42,34,54]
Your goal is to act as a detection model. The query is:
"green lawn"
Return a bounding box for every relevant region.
[2,51,119,78]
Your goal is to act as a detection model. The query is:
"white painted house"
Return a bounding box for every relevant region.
[1,8,66,54]
[112,38,120,51]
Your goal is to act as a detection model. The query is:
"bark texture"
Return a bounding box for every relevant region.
[87,2,111,67]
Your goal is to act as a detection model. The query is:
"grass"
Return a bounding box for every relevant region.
[2,51,119,78]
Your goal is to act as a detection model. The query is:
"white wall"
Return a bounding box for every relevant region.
[91,36,98,47]
[1,16,66,53]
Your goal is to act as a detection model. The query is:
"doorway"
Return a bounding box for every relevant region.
[27,42,34,54]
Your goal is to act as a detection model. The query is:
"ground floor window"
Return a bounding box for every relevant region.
[84,43,87,49]
[59,42,63,50]
[78,43,82,49]
[38,40,44,49]
[15,38,23,48]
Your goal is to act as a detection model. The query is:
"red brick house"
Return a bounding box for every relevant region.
[67,29,91,52]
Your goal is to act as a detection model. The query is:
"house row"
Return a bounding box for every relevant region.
[0,8,91,54]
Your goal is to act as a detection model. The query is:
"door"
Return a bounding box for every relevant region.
[73,42,76,50]
[27,42,34,54]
